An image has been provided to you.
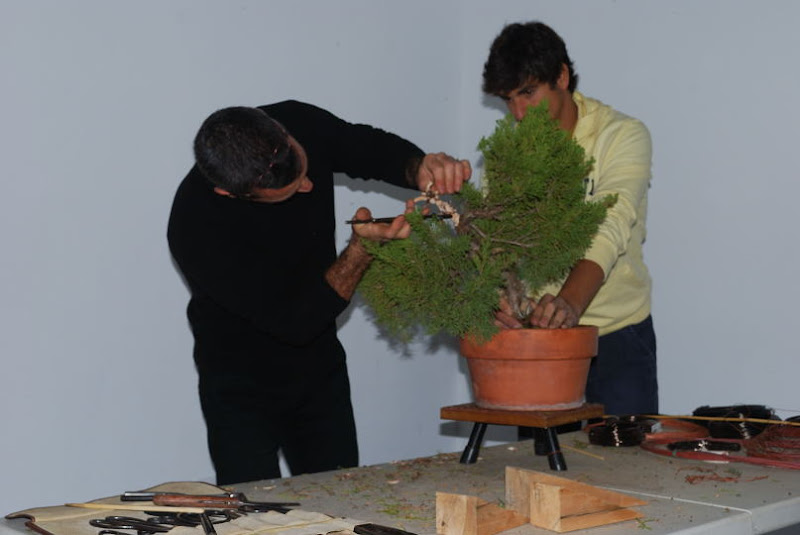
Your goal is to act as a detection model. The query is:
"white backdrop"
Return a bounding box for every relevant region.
[2,0,799,515]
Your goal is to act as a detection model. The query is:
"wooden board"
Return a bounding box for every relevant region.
[436,492,527,535]
[440,404,604,428]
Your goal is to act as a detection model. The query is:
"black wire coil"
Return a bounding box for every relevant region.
[692,405,778,439]
[667,439,741,453]
[588,416,653,447]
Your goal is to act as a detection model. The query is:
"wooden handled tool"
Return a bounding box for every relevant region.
[152,493,298,513]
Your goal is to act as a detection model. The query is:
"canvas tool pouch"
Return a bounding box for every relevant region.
[5,481,366,535]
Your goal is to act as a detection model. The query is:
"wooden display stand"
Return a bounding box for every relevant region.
[440,403,604,471]
[436,467,646,535]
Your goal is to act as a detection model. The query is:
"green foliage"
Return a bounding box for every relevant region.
[360,210,504,342]
[359,102,614,341]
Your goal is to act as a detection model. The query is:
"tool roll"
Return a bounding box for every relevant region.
[5,481,367,535]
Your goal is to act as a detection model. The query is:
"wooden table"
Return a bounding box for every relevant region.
[4,432,800,535]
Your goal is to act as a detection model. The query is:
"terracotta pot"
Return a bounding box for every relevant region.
[460,326,598,410]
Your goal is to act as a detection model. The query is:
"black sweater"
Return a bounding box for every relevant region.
[167,100,423,379]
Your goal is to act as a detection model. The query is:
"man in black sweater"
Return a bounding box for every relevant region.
[168,101,470,485]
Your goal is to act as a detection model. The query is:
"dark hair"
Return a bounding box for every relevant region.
[193,106,300,196]
[482,21,578,96]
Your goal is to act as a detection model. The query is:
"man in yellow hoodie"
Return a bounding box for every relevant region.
[486,21,657,416]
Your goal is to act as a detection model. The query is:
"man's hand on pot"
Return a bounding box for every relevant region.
[416,152,471,194]
[529,294,580,329]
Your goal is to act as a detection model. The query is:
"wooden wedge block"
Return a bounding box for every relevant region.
[436,492,527,535]
[505,467,646,533]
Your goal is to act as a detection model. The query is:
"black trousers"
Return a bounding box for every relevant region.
[198,361,358,485]
[585,315,659,416]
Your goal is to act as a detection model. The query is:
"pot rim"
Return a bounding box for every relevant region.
[460,325,598,361]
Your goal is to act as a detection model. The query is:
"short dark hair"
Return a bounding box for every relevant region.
[482,21,578,96]
[193,106,300,196]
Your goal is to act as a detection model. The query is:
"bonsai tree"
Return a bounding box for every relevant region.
[359,102,615,342]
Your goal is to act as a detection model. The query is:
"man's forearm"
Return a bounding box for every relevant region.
[325,235,373,300]
[559,259,605,317]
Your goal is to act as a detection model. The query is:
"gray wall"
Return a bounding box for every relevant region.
[2,0,798,514]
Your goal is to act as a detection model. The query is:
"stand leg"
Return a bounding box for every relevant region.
[533,428,549,456]
[460,423,488,464]
[541,427,567,471]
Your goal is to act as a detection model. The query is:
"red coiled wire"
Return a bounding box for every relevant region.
[585,414,800,470]
[639,417,800,470]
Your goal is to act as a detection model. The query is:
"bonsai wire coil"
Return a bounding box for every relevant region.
[460,326,598,410]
